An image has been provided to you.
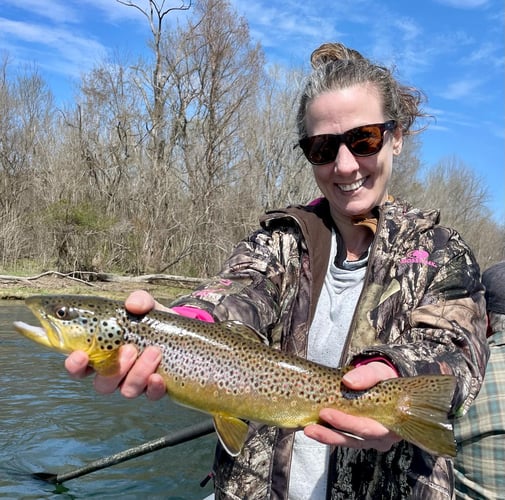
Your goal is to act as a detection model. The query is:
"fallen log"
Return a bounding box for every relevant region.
[0,271,206,289]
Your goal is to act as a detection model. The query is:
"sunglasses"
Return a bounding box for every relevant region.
[298,120,397,165]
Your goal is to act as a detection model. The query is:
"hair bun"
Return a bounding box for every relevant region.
[310,42,365,69]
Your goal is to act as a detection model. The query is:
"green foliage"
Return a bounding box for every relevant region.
[43,199,113,233]
[41,200,116,273]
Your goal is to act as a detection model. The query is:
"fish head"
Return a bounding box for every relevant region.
[13,295,125,375]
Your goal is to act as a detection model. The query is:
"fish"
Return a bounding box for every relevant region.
[13,294,457,457]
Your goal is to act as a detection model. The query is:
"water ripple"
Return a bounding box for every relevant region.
[1,303,216,499]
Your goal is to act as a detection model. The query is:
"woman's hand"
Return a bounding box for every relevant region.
[304,362,402,452]
[64,290,168,400]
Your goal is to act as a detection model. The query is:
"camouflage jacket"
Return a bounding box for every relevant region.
[172,198,488,500]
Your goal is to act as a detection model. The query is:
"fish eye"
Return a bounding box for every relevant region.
[52,305,78,320]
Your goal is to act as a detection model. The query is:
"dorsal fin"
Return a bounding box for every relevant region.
[220,320,268,344]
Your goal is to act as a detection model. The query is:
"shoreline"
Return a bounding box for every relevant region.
[0,274,190,303]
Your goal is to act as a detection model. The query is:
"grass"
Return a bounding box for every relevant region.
[0,273,190,303]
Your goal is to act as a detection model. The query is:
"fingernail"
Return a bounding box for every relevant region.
[343,371,360,385]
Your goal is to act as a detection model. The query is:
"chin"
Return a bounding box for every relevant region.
[340,199,376,217]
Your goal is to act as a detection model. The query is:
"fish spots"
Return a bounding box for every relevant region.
[90,318,123,351]
[21,295,458,456]
[86,317,99,335]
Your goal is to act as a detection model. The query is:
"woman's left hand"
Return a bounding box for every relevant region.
[304,362,402,452]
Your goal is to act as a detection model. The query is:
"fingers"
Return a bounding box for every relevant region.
[318,408,390,440]
[65,350,93,378]
[93,344,139,395]
[304,409,401,452]
[304,363,401,452]
[145,373,168,401]
[125,290,172,314]
[119,346,163,399]
[66,292,168,401]
[125,290,156,315]
[93,345,163,398]
[304,423,397,452]
[65,292,167,401]
[69,343,165,399]
[342,362,397,390]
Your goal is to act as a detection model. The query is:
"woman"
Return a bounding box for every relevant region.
[66,43,488,499]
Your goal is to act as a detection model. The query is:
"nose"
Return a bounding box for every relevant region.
[333,143,360,174]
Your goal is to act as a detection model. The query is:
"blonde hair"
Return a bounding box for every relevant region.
[297,42,428,138]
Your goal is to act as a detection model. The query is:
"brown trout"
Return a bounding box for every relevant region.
[13,294,457,457]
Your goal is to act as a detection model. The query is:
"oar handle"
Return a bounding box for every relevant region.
[35,419,215,484]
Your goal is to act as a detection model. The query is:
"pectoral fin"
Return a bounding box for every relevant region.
[213,414,249,456]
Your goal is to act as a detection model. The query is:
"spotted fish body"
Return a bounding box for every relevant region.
[13,294,457,457]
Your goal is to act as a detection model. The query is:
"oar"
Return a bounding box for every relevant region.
[33,419,215,484]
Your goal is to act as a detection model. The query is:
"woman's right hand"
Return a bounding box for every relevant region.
[64,290,169,401]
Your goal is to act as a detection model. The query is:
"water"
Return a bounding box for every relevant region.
[0,303,216,499]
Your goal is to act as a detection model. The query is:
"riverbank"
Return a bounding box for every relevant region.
[0,273,192,303]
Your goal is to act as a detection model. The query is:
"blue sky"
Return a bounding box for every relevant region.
[1,0,503,221]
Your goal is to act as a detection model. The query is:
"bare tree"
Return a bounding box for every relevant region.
[0,58,55,267]
[115,0,264,274]
[414,156,504,265]
[117,0,192,170]
[1,6,503,277]
[390,134,423,204]
[242,65,319,212]
[172,0,264,273]
[422,156,489,228]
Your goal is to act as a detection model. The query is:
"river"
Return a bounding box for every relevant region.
[0,303,216,499]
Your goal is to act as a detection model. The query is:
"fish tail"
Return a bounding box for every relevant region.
[384,375,457,457]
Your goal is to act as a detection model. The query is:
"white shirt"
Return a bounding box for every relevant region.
[288,230,367,499]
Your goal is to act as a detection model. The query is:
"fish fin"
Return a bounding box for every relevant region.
[386,375,457,457]
[220,321,268,344]
[213,414,249,456]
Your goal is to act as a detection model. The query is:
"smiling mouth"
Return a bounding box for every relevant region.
[338,177,367,192]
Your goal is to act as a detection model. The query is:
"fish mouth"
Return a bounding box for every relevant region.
[13,315,73,354]
[13,320,59,350]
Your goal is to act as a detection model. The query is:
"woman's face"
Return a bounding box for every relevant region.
[305,84,403,223]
